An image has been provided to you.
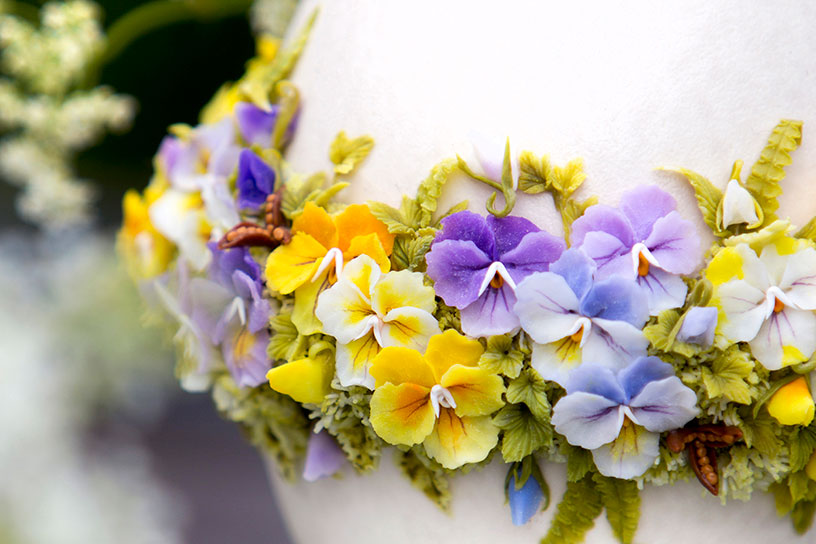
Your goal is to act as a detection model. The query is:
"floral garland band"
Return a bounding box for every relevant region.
[120,20,816,544]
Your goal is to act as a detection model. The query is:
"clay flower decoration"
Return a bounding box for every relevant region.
[368,330,505,469]
[235,148,275,211]
[265,201,394,335]
[119,186,174,279]
[551,357,699,479]
[315,255,438,389]
[425,210,565,338]
[570,185,700,315]
[514,249,650,386]
[234,101,297,148]
[186,243,272,387]
[706,238,816,370]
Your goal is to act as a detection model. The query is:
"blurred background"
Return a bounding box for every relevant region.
[0,1,296,542]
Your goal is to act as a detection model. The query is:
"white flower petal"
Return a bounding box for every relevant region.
[721,179,759,229]
[637,267,688,315]
[514,272,582,344]
[748,307,816,370]
[628,377,699,432]
[583,318,649,369]
[315,279,375,344]
[530,337,586,388]
[780,246,816,310]
[733,243,771,291]
[334,333,380,389]
[591,425,660,479]
[717,279,769,342]
[551,393,624,450]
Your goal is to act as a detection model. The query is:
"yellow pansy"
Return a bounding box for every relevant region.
[368,330,505,469]
[767,377,815,426]
[266,344,334,405]
[266,202,395,334]
[315,255,439,389]
[118,187,175,279]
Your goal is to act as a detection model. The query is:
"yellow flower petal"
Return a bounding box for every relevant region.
[423,409,499,469]
[370,382,435,446]
[440,365,505,418]
[291,271,332,335]
[767,377,815,426]
[706,246,744,286]
[293,202,337,249]
[379,307,439,351]
[341,254,382,298]
[424,330,485,383]
[370,346,436,389]
[265,233,327,294]
[335,204,394,255]
[266,356,333,405]
[372,270,436,316]
[345,232,391,272]
[806,451,816,482]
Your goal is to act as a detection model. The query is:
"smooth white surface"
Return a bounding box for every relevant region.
[272,1,816,543]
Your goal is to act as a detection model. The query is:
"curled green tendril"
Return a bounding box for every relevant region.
[457,138,516,218]
[308,339,334,359]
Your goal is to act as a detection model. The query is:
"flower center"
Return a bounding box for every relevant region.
[312,247,344,283]
[637,252,650,277]
[489,272,504,289]
[478,261,517,295]
[570,324,584,344]
[429,384,456,418]
[773,297,785,313]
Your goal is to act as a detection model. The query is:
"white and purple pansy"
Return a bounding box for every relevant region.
[570,185,700,315]
[425,210,565,338]
[513,249,650,387]
[551,357,699,479]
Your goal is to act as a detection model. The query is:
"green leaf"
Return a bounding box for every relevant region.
[550,158,587,197]
[366,201,414,235]
[395,448,451,511]
[560,195,598,243]
[390,234,435,272]
[506,368,551,420]
[518,150,552,194]
[493,404,553,462]
[541,475,604,544]
[744,119,803,225]
[268,313,308,362]
[479,335,525,379]
[701,345,754,404]
[329,131,375,175]
[505,456,551,512]
[661,167,724,235]
[643,309,682,351]
[281,172,327,218]
[792,499,816,534]
[436,200,469,225]
[795,215,816,242]
[791,423,816,472]
[271,81,299,150]
[592,473,641,544]
[790,470,816,504]
[415,158,459,226]
[740,411,783,458]
[565,446,595,483]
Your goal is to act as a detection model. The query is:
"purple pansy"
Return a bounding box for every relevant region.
[187,243,272,387]
[570,185,700,315]
[236,149,276,211]
[425,211,565,338]
[235,101,298,148]
[551,357,699,479]
[514,249,650,387]
[302,430,347,482]
[507,473,544,526]
[676,306,718,347]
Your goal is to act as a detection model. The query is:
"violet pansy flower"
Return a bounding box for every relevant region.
[303,430,347,482]
[570,185,700,315]
[425,211,565,338]
[551,357,699,479]
[676,306,718,347]
[236,149,276,211]
[514,249,650,387]
[235,101,297,148]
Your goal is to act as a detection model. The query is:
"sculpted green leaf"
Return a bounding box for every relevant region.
[560,195,598,243]
[479,335,525,379]
[329,131,375,175]
[795,216,816,242]
[506,367,551,420]
[564,444,594,483]
[518,150,552,194]
[701,346,755,404]
[745,119,803,225]
[792,498,816,534]
[661,167,724,235]
[643,309,682,352]
[281,172,328,218]
[415,158,459,226]
[790,424,816,472]
[493,404,552,462]
[271,81,299,150]
[541,475,604,544]
[367,201,415,235]
[550,158,587,197]
[740,412,784,458]
[593,473,641,544]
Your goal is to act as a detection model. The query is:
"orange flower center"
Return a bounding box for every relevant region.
[637,252,650,277]
[570,325,584,344]
[773,297,785,313]
[489,272,504,289]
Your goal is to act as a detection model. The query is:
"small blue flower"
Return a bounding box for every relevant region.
[676,306,718,347]
[236,149,275,211]
[507,472,544,526]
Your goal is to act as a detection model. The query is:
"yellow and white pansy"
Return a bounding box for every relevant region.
[148,187,212,271]
[119,186,174,279]
[315,255,438,389]
[707,238,816,370]
[368,330,505,469]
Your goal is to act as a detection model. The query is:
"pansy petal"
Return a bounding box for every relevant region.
[619,185,676,242]
[767,377,815,426]
[435,211,495,257]
[223,326,271,388]
[424,330,484,382]
[460,283,519,338]
[380,307,439,351]
[234,101,278,147]
[628,378,699,432]
[636,267,688,315]
[579,231,630,278]
[488,215,540,257]
[345,232,391,273]
[643,211,700,275]
[370,382,435,445]
[372,270,436,316]
[291,271,332,335]
[551,392,624,449]
[549,248,596,301]
[335,333,381,389]
[315,278,374,344]
[721,179,760,228]
[340,254,382,299]
[267,356,333,404]
[580,276,649,326]
[563,363,627,401]
[423,410,499,469]
[570,205,634,248]
[514,272,581,344]
[292,202,337,249]
[676,306,718,347]
[617,356,676,401]
[591,425,660,479]
[303,430,346,482]
[440,365,505,417]
[265,233,326,294]
[780,247,816,310]
[749,307,816,370]
[583,318,649,369]
[370,346,435,389]
[530,337,585,388]
[236,149,275,210]
[425,239,491,308]
[335,204,395,255]
[501,231,566,284]
[716,279,769,342]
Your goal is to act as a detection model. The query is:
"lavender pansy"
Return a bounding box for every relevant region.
[302,429,347,482]
[514,249,649,387]
[570,185,700,315]
[425,211,565,338]
[235,101,297,148]
[551,357,699,479]
[236,149,276,211]
[676,306,718,347]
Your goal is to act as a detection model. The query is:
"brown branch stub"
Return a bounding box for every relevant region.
[217,188,292,250]
[666,424,743,496]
